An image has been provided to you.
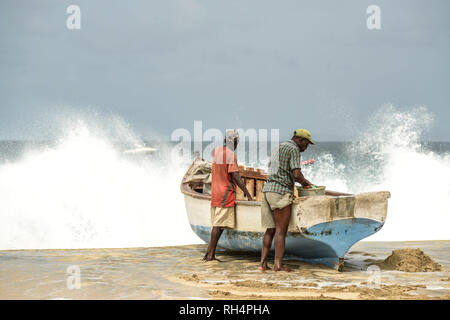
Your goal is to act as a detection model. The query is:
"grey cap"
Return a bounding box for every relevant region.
[225,129,239,142]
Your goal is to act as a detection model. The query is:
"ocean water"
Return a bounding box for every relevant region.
[0,106,449,250]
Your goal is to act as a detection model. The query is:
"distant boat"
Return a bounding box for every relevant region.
[123,147,158,155]
[181,158,390,271]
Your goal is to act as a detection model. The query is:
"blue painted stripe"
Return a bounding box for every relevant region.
[190,218,384,268]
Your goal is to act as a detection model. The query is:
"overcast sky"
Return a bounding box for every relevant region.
[0,0,449,141]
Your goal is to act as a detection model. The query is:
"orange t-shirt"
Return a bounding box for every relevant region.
[211,146,239,208]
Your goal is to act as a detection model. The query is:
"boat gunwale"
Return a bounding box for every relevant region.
[180,182,361,206]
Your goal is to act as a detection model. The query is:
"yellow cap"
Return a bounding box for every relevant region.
[294,129,315,144]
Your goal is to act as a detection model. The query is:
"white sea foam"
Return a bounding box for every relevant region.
[305,105,450,241]
[0,105,448,250]
[0,117,202,250]
[354,106,450,241]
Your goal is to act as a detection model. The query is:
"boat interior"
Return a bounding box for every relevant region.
[181,163,352,201]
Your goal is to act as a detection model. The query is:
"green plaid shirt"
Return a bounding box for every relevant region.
[262,140,302,195]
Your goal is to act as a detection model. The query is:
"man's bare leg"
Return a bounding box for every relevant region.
[273,204,293,272]
[258,228,275,272]
[203,226,224,261]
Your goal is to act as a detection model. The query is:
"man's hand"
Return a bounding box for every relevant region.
[231,171,253,201]
[292,168,312,187]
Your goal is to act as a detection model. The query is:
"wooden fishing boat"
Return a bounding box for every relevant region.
[181,158,390,271]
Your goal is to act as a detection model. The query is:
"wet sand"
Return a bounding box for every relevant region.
[0,241,449,300]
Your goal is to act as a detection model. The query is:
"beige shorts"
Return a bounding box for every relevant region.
[210,206,236,229]
[261,192,293,229]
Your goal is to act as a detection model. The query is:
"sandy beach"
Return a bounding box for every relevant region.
[0,241,449,300]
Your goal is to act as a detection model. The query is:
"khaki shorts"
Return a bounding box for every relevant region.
[261,192,293,229]
[210,206,235,229]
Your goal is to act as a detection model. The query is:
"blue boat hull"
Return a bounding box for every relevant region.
[191,217,384,269]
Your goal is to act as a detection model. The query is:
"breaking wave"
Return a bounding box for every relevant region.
[0,116,202,250]
[304,105,450,241]
[0,105,448,250]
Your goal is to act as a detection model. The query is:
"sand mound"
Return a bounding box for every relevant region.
[381,249,442,272]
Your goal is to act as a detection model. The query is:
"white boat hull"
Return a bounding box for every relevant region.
[182,183,390,270]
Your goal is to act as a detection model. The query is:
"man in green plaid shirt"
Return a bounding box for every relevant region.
[259,129,315,272]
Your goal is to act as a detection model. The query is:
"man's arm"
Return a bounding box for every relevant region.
[289,145,312,187]
[231,171,253,201]
[292,168,312,187]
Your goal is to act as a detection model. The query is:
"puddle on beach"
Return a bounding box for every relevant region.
[0,241,449,300]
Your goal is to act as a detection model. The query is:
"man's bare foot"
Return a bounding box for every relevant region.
[258,264,271,272]
[273,266,293,272]
[202,254,223,262]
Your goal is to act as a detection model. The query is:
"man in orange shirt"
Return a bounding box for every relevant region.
[203,130,253,261]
